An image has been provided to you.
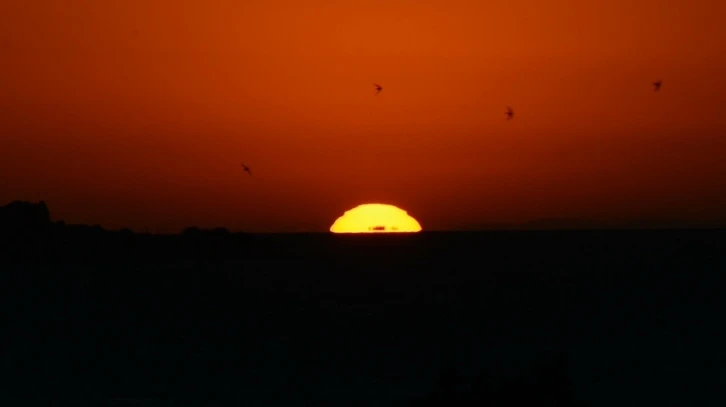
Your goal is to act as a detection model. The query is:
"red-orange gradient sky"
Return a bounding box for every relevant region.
[2,0,726,232]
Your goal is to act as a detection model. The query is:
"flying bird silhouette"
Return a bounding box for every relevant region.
[653,80,662,91]
[505,106,514,120]
[241,164,252,176]
[374,83,383,95]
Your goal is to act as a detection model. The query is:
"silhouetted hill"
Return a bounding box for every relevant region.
[0,200,51,230]
[1,201,726,267]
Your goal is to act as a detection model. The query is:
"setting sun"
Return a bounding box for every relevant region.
[330,204,422,234]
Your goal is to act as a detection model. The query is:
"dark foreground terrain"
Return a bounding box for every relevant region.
[2,202,726,406]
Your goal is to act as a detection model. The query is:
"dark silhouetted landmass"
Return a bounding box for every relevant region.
[2,201,726,406]
[0,200,51,231]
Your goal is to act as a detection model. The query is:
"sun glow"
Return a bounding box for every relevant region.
[330,204,423,233]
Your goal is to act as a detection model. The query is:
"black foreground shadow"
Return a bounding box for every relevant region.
[2,201,726,406]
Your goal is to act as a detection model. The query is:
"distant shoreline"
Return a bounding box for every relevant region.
[3,200,725,235]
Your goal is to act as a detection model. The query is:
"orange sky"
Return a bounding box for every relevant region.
[2,0,726,232]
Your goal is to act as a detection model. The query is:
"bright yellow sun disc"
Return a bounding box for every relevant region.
[330,203,422,233]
